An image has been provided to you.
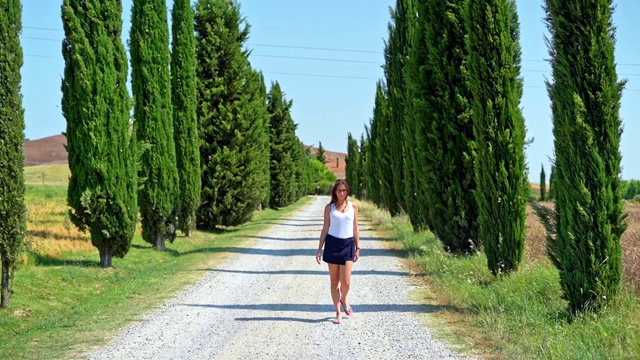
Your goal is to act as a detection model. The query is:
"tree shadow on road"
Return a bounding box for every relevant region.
[235,316,334,324]
[190,268,414,277]
[181,302,456,315]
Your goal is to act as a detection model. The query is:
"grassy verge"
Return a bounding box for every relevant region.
[358,201,640,359]
[1,177,313,359]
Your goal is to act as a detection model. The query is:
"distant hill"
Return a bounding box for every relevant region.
[305,146,346,180]
[23,134,68,166]
[23,134,348,179]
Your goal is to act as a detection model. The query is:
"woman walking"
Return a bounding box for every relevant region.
[316,179,361,324]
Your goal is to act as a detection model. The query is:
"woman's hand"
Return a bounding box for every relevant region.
[354,248,360,262]
[316,250,322,264]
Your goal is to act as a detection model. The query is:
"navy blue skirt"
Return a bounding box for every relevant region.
[323,234,355,265]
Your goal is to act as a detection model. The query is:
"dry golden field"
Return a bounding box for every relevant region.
[526,201,640,291]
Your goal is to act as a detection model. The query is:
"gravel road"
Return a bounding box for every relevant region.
[87,196,473,360]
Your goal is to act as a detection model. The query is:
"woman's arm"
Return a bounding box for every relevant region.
[316,204,331,264]
[353,202,360,262]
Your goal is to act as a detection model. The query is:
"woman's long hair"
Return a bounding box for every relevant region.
[330,179,349,204]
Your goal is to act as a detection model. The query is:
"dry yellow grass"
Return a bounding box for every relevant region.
[526,201,640,292]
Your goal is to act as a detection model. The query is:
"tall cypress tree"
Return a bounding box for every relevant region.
[543,0,625,313]
[195,0,269,226]
[130,0,178,249]
[465,0,528,274]
[358,133,367,199]
[540,164,546,201]
[0,0,27,307]
[267,81,297,208]
[412,0,478,252]
[316,142,326,164]
[171,0,200,237]
[548,165,555,200]
[345,133,361,198]
[250,70,271,209]
[383,0,411,215]
[367,81,388,208]
[403,1,431,231]
[62,0,137,267]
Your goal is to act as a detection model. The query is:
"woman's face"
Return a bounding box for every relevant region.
[335,185,348,201]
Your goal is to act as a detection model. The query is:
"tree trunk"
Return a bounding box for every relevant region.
[154,236,167,251]
[186,230,192,238]
[99,243,113,268]
[1,257,10,308]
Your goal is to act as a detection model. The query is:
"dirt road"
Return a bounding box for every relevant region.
[88,196,470,359]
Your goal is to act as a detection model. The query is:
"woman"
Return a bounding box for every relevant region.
[316,179,361,324]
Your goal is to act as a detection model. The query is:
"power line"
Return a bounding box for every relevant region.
[17,31,640,68]
[248,43,381,54]
[251,54,380,64]
[265,71,376,80]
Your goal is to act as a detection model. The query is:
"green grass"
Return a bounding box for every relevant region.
[24,164,70,186]
[359,201,640,360]
[1,180,313,360]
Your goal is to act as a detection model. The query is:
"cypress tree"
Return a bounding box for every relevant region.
[316,142,326,164]
[402,1,431,231]
[292,138,311,199]
[412,0,478,251]
[267,81,297,208]
[0,0,27,307]
[130,0,178,249]
[251,70,271,208]
[367,81,388,209]
[171,0,200,237]
[548,165,555,200]
[62,0,138,267]
[358,133,367,199]
[195,0,269,226]
[383,0,411,215]
[345,133,361,198]
[465,0,528,274]
[540,164,546,201]
[543,0,626,312]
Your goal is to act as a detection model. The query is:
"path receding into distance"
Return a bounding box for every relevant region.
[87,196,473,360]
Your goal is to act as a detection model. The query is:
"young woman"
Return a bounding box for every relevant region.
[316,179,361,324]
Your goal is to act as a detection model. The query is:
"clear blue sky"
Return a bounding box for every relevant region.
[20,1,640,181]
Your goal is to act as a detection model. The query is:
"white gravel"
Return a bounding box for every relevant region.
[87,196,473,359]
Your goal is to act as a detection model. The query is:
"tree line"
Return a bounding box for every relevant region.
[346,0,629,315]
[0,0,335,307]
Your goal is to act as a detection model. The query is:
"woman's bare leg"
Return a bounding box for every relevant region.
[340,261,353,309]
[328,263,342,322]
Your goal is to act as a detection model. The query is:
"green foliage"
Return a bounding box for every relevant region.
[315,142,326,164]
[382,0,411,216]
[293,139,312,199]
[171,0,201,236]
[364,81,387,208]
[345,133,362,198]
[548,165,555,200]
[267,81,298,208]
[62,0,137,266]
[0,0,27,307]
[407,0,478,252]
[131,0,178,248]
[544,0,626,313]
[540,164,547,201]
[307,158,336,195]
[465,0,528,274]
[621,179,640,200]
[195,0,269,226]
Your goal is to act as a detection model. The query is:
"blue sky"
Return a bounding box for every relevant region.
[20,1,639,181]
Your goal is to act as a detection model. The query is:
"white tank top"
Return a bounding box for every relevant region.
[328,201,354,239]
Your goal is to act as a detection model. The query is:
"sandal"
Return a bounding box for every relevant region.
[332,317,342,324]
[340,299,354,316]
